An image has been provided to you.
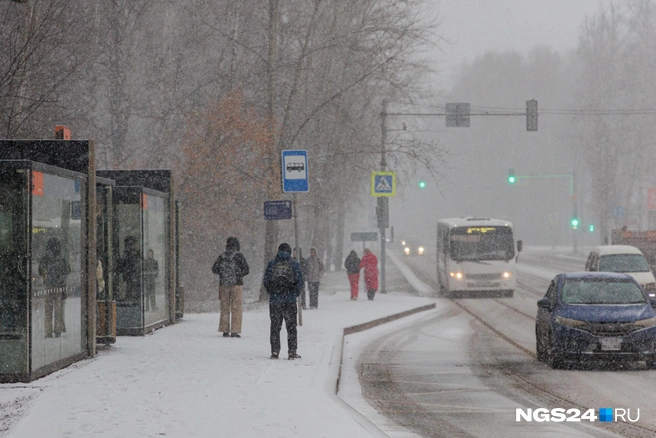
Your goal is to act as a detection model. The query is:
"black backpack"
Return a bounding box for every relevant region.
[269,260,296,290]
[216,253,238,285]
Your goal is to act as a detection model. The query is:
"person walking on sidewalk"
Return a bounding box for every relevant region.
[264,243,304,360]
[344,250,361,300]
[292,248,307,309]
[212,237,249,338]
[305,247,325,309]
[359,248,379,301]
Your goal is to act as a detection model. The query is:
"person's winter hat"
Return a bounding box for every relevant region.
[226,237,240,252]
[278,243,292,254]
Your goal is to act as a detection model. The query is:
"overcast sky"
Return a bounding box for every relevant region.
[433,0,603,88]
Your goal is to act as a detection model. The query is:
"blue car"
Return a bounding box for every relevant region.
[535,272,656,369]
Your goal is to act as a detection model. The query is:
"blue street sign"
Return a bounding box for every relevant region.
[612,207,625,218]
[282,150,309,193]
[371,171,396,196]
[264,200,292,220]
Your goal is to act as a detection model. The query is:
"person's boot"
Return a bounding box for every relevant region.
[231,333,241,338]
[288,352,301,360]
[270,352,279,359]
[223,332,230,337]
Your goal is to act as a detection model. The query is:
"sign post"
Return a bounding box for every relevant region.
[281,150,309,325]
[371,171,395,294]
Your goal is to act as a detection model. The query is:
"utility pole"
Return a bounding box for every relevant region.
[380,100,387,294]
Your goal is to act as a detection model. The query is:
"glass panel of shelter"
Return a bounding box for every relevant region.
[113,187,144,332]
[30,170,87,372]
[109,185,171,334]
[143,193,168,327]
[0,167,29,376]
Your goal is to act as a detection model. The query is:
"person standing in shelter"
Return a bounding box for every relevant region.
[116,236,141,301]
[143,249,159,311]
[305,247,325,309]
[39,237,71,337]
[264,243,304,360]
[212,237,249,338]
[359,248,379,301]
[292,248,307,309]
[344,250,361,300]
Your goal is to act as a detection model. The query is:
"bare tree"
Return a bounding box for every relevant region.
[0,0,92,138]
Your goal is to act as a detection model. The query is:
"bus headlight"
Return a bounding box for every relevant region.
[450,271,463,280]
[502,271,512,279]
[418,246,424,254]
[404,247,410,254]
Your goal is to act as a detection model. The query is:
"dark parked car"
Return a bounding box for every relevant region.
[535,272,656,369]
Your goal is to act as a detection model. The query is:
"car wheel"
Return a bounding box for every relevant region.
[547,330,565,369]
[535,327,547,362]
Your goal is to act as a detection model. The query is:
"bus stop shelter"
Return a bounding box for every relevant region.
[0,140,97,382]
[96,170,177,336]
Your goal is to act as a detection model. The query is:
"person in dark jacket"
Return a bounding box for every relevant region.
[39,237,71,337]
[116,236,141,301]
[212,237,249,338]
[344,250,361,300]
[263,243,304,360]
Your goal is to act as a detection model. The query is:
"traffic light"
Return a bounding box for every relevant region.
[588,224,595,232]
[526,99,538,131]
[418,180,426,189]
[571,217,579,229]
[508,169,516,184]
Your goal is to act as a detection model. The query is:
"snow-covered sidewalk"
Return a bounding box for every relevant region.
[1,268,436,438]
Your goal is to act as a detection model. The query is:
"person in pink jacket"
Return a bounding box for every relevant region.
[359,248,379,301]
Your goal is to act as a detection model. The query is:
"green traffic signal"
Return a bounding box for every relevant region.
[589,224,594,232]
[571,218,579,229]
[508,169,516,184]
[418,181,426,188]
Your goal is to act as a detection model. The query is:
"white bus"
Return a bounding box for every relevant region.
[436,217,522,297]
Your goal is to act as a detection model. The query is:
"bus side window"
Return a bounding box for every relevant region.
[585,253,593,271]
[590,254,599,271]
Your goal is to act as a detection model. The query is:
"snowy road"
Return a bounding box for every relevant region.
[358,248,656,437]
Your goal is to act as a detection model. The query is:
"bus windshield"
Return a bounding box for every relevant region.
[449,226,514,262]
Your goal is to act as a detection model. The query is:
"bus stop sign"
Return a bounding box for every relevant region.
[282,150,309,193]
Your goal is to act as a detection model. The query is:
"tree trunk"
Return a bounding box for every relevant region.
[259,0,280,302]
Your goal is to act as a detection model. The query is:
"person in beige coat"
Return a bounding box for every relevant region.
[212,237,249,338]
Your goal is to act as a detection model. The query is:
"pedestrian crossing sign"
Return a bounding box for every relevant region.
[371,171,396,197]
